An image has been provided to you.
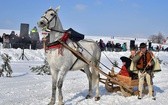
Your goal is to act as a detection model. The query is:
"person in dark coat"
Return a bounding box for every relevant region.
[106,41,112,51]
[0,36,3,43]
[9,31,19,48]
[30,26,40,50]
[111,41,115,52]
[98,39,106,51]
[2,33,10,48]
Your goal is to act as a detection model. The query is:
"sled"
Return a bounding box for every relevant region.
[99,67,150,96]
[99,67,139,96]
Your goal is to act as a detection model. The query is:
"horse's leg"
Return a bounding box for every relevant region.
[84,65,93,99]
[91,64,100,101]
[48,69,58,105]
[57,68,68,105]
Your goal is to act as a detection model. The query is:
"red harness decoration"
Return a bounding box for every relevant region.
[47,32,69,55]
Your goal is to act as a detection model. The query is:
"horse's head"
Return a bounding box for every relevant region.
[37,6,61,30]
[38,6,64,43]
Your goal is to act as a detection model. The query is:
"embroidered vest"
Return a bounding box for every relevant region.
[136,51,153,70]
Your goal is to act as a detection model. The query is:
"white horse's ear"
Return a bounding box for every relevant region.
[55,6,61,12]
[49,6,52,9]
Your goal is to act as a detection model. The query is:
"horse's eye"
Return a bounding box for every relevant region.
[50,13,54,16]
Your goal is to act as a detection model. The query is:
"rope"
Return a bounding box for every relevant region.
[102,51,121,69]
[76,43,112,71]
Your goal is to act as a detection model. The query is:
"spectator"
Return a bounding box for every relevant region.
[165,47,168,51]
[9,31,19,48]
[2,33,10,48]
[0,36,3,43]
[156,45,160,52]
[98,39,105,51]
[122,43,127,51]
[106,41,112,51]
[111,41,115,52]
[115,43,122,52]
[30,26,40,50]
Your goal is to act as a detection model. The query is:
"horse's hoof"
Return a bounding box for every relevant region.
[95,96,100,101]
[48,102,55,105]
[58,102,64,105]
[85,95,92,99]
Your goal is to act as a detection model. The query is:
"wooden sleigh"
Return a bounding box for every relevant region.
[100,67,151,96]
[100,67,139,96]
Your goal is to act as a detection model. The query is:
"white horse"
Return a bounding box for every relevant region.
[38,7,101,105]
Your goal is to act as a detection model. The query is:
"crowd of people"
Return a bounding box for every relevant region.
[97,39,168,52]
[0,26,42,50]
[97,39,128,52]
[150,44,168,52]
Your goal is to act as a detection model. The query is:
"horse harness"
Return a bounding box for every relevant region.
[46,32,84,70]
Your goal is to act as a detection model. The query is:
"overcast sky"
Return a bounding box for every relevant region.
[0,0,168,37]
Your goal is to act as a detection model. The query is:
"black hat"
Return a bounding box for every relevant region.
[120,56,131,63]
[139,43,147,48]
[120,56,131,68]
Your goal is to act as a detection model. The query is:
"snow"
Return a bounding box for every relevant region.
[0,35,168,105]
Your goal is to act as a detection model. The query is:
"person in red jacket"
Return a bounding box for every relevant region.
[118,56,131,77]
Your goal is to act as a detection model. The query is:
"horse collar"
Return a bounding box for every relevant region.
[46,32,69,54]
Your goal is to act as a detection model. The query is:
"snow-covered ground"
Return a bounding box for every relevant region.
[0,36,168,105]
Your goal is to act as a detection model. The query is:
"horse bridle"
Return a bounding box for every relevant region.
[41,9,59,32]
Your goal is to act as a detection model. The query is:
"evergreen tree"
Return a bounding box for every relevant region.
[30,59,50,75]
[113,60,118,67]
[1,53,12,77]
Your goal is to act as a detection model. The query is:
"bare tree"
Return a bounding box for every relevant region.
[148,32,165,44]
